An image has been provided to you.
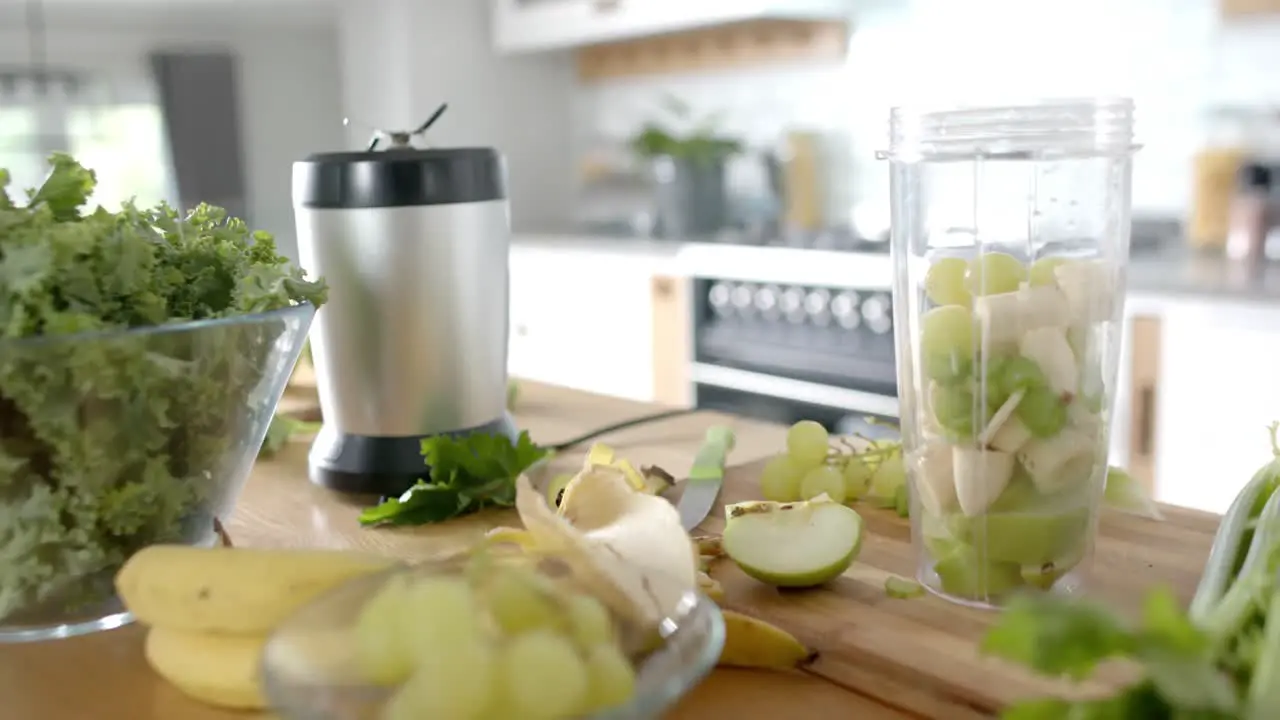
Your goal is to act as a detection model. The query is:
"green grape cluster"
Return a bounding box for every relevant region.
[353,560,636,719]
[757,421,910,517]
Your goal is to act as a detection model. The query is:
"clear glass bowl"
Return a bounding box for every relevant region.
[0,304,316,642]
[261,556,725,720]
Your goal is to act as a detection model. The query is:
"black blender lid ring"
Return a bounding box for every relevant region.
[293,146,507,209]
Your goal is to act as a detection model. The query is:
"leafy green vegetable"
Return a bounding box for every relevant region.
[983,588,1241,718]
[359,431,549,527]
[0,154,325,623]
[258,414,322,459]
[986,429,1280,719]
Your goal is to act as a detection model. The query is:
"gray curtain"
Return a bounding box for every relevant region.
[149,51,248,218]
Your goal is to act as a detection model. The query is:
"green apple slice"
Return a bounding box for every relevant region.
[1021,537,1088,590]
[722,495,863,589]
[947,477,1094,566]
[952,446,1015,516]
[933,546,1024,601]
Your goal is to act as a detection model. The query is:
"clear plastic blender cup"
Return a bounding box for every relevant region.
[880,99,1138,608]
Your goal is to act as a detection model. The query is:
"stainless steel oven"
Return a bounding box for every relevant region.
[684,245,900,435]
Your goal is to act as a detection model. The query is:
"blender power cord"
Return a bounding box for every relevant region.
[546,408,702,453]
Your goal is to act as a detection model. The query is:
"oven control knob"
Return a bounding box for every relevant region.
[755,284,781,320]
[831,291,861,329]
[731,283,756,316]
[779,286,806,324]
[805,289,832,327]
[862,293,893,334]
[708,282,732,316]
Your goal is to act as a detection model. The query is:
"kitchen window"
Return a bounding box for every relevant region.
[66,104,172,211]
[0,81,175,211]
[0,106,46,197]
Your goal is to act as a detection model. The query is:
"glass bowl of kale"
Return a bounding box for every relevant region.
[0,155,326,642]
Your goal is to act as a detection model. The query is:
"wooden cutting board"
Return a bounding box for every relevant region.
[699,458,1220,719]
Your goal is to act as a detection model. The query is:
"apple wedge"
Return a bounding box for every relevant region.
[722,496,864,589]
[952,447,1015,517]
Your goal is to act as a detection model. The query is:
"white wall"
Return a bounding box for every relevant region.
[0,7,345,261]
[575,0,1280,225]
[336,0,577,234]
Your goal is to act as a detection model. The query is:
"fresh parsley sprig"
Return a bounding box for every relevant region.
[358,432,549,527]
[982,588,1241,719]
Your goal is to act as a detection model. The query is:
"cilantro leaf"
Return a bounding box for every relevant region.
[359,484,469,526]
[1002,683,1177,720]
[981,593,1132,680]
[1131,589,1240,712]
[358,431,548,527]
[984,588,1242,718]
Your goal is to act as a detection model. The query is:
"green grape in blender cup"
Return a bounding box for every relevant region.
[1028,256,1069,287]
[929,383,993,440]
[920,305,976,385]
[996,356,1047,397]
[977,356,1010,409]
[1015,387,1069,438]
[965,252,1026,296]
[923,256,972,307]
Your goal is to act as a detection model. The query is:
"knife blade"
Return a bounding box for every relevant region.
[675,425,736,531]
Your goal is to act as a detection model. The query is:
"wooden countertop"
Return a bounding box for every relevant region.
[0,381,1219,719]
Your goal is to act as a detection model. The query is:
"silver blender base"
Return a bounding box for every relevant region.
[306,413,519,496]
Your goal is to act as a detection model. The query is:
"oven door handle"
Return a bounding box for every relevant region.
[691,363,899,418]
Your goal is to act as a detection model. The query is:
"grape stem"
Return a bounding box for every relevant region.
[824,435,902,468]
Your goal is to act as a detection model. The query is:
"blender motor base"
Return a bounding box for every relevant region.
[307,414,519,497]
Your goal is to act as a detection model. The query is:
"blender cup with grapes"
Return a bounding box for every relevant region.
[881,99,1138,608]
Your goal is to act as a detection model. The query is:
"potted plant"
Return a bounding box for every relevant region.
[628,96,743,238]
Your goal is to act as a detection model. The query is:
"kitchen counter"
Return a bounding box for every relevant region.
[1,381,1221,718]
[0,381,891,720]
[1127,246,1280,304]
[514,232,1280,305]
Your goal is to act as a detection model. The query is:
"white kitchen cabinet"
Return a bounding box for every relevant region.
[508,243,660,402]
[491,0,854,54]
[1115,297,1280,514]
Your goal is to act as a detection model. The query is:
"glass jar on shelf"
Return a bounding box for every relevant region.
[1191,107,1280,252]
[879,98,1139,608]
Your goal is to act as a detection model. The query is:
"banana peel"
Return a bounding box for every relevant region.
[719,609,816,670]
[514,465,697,628]
[547,443,673,509]
[693,535,723,557]
[697,572,725,602]
[508,446,813,674]
[586,442,615,467]
[587,443,647,492]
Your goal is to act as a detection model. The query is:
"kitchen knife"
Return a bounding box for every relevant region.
[675,426,736,531]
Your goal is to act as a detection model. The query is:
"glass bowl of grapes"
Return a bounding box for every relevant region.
[260,549,725,720]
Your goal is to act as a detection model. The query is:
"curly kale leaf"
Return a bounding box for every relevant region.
[0,154,327,622]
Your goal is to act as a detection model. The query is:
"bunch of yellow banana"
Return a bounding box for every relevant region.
[114,545,396,710]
